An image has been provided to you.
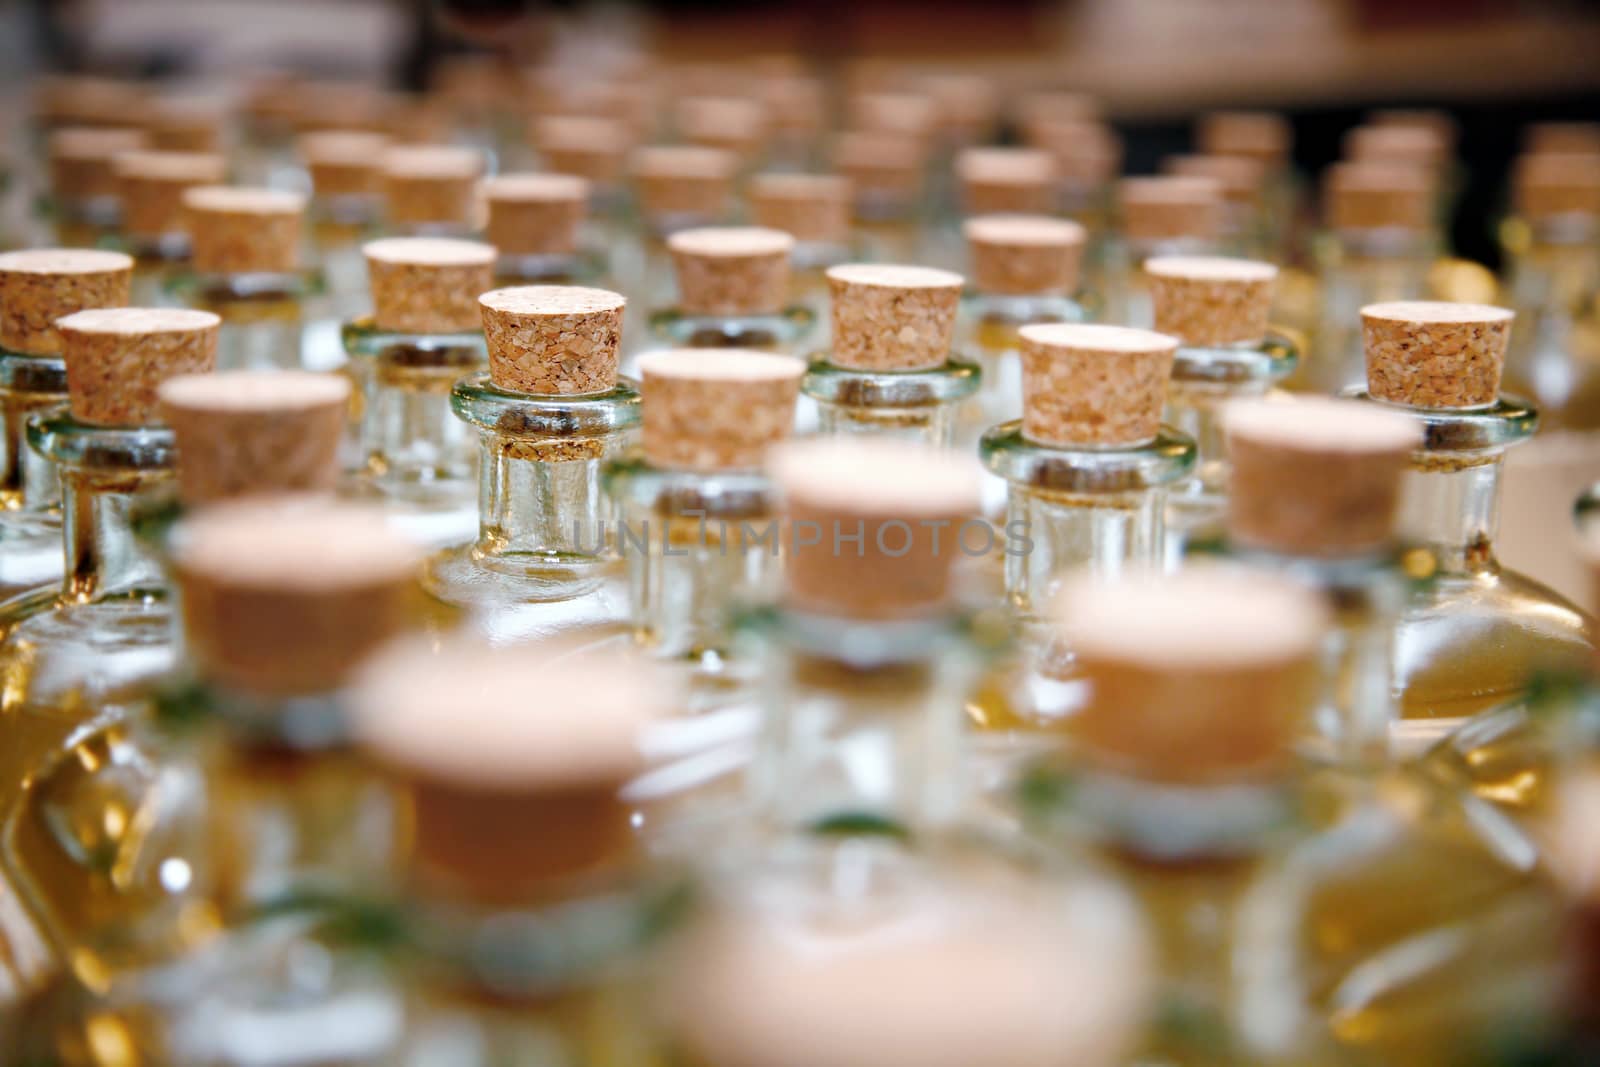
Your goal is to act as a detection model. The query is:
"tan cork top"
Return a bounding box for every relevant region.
[1361,301,1514,409]
[1198,111,1292,169]
[1054,566,1328,783]
[483,173,588,257]
[380,145,484,228]
[771,438,983,621]
[964,215,1086,296]
[479,285,625,395]
[1145,255,1278,347]
[848,91,939,142]
[174,498,423,698]
[676,95,769,157]
[534,116,632,185]
[159,371,351,504]
[1163,153,1266,205]
[667,227,795,317]
[760,73,825,137]
[631,146,737,222]
[1344,125,1449,172]
[1019,324,1177,448]
[638,349,804,471]
[182,185,306,274]
[35,75,149,128]
[1514,152,1600,221]
[299,130,391,198]
[920,72,1000,140]
[352,637,672,905]
[1025,120,1122,188]
[1526,122,1600,156]
[362,237,496,334]
[1118,176,1224,242]
[832,133,926,200]
[113,150,228,239]
[1225,397,1421,558]
[748,172,851,245]
[826,263,964,371]
[48,126,148,201]
[955,147,1058,216]
[1324,161,1432,231]
[144,94,227,153]
[1370,108,1458,151]
[57,308,219,426]
[0,249,133,356]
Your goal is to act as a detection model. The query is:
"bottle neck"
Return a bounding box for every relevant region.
[1399,453,1502,574]
[60,466,170,604]
[0,352,67,507]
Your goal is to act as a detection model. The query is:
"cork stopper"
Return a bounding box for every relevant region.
[158,371,351,504]
[1361,301,1514,409]
[848,91,939,143]
[1225,397,1422,558]
[351,637,672,906]
[638,349,804,471]
[1324,161,1432,232]
[748,173,851,245]
[1163,154,1265,206]
[182,186,306,274]
[1054,566,1328,783]
[667,227,795,317]
[832,133,926,202]
[1514,153,1600,221]
[1370,109,1458,154]
[380,145,485,228]
[1197,111,1292,170]
[771,438,983,621]
[113,151,228,240]
[1145,256,1278,348]
[483,173,588,257]
[534,116,632,186]
[1019,324,1177,448]
[1526,122,1600,157]
[826,264,963,371]
[48,127,148,202]
[57,308,219,426]
[35,76,149,130]
[144,95,228,153]
[760,74,826,141]
[919,73,1000,143]
[676,96,769,158]
[1344,125,1449,173]
[299,130,391,199]
[362,237,496,334]
[955,147,1058,216]
[479,285,625,395]
[174,499,423,698]
[964,215,1085,296]
[0,249,133,356]
[1015,90,1100,130]
[631,146,737,224]
[1118,176,1224,243]
[1026,121,1122,189]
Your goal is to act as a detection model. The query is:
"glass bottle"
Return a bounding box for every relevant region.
[802,264,978,446]
[0,249,132,598]
[1146,255,1297,553]
[831,131,930,265]
[342,237,493,546]
[747,172,853,332]
[1020,119,1123,295]
[424,285,641,606]
[676,95,770,174]
[164,186,319,371]
[297,130,392,374]
[626,146,738,314]
[650,227,813,352]
[110,150,226,305]
[378,144,486,239]
[1197,110,1298,262]
[43,127,146,246]
[483,172,603,285]
[604,348,803,673]
[532,114,634,258]
[957,214,1090,432]
[758,71,826,170]
[1103,175,1225,329]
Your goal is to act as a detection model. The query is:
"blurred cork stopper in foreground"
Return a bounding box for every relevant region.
[772,437,982,621]
[483,173,588,257]
[955,147,1058,216]
[159,370,350,504]
[182,186,306,274]
[1324,162,1432,232]
[631,146,737,226]
[638,348,804,471]
[965,215,1085,296]
[363,237,496,334]
[1118,176,1224,243]
[48,127,147,203]
[1055,566,1327,784]
[0,248,132,355]
[57,308,219,425]
[748,173,851,246]
[1020,323,1176,448]
[479,285,625,395]
[826,263,963,371]
[1145,255,1278,347]
[1225,397,1421,558]
[667,227,795,316]
[299,130,392,200]
[381,144,485,230]
[174,499,423,697]
[1361,300,1514,409]
[114,151,228,242]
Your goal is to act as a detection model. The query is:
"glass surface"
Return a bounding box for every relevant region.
[803,357,981,447]
[164,269,325,371]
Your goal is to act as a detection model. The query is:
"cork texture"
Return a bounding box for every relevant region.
[770,438,983,621]
[748,173,851,245]
[955,147,1058,216]
[1361,301,1514,409]
[668,227,795,316]
[483,173,588,256]
[299,130,391,198]
[48,126,147,201]
[1514,153,1600,221]
[638,349,804,470]
[1119,176,1224,242]
[832,133,925,200]
[0,249,132,355]
[534,116,631,185]
[964,215,1085,296]
[183,186,305,274]
[1019,323,1177,447]
[113,151,228,239]
[479,285,625,395]
[363,237,496,334]
[826,264,963,371]
[1198,111,1291,169]
[57,308,220,425]
[1146,256,1278,347]
[159,371,351,503]
[1225,397,1421,557]
[35,75,149,129]
[631,146,737,222]
[381,145,484,227]
[1325,162,1432,232]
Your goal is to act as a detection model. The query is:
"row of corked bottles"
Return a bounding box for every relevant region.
[0,223,1594,1067]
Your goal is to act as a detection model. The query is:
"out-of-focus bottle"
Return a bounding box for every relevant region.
[44,127,147,245]
[747,172,853,332]
[1165,152,1272,259]
[378,144,486,239]
[650,226,813,353]
[532,115,634,246]
[677,95,771,174]
[111,150,226,304]
[1197,110,1298,260]
[832,132,930,264]
[628,145,738,297]
[298,130,391,370]
[140,93,228,157]
[757,71,826,169]
[1021,118,1124,293]
[483,172,601,285]
[1103,175,1225,329]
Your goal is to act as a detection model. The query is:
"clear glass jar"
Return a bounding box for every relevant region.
[0,347,67,597]
[1310,228,1434,394]
[423,372,641,605]
[1499,214,1600,430]
[801,358,980,447]
[647,305,815,354]
[164,270,326,371]
[956,291,1091,431]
